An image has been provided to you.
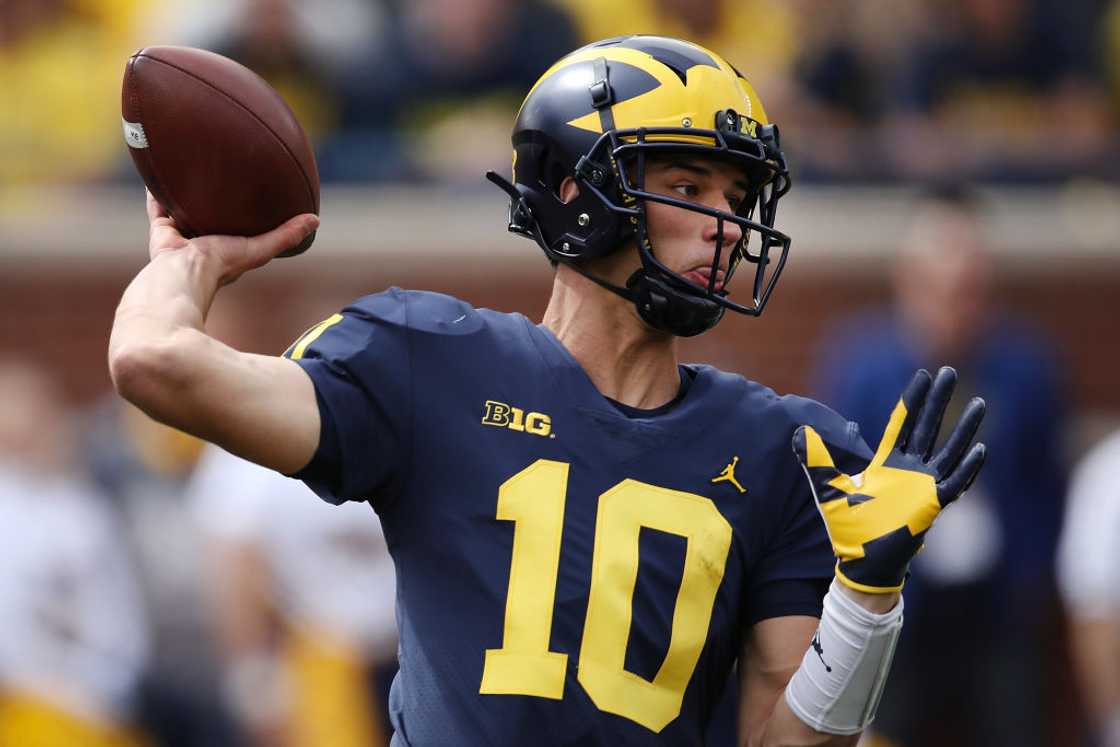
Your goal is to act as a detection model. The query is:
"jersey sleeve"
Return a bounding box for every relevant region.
[743,396,873,626]
[283,288,414,506]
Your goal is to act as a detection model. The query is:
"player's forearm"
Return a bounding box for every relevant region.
[112,248,222,350]
[752,700,860,747]
[747,569,894,744]
[109,250,321,473]
[779,581,903,743]
[109,249,222,411]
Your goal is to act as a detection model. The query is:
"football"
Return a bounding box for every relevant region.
[121,46,319,257]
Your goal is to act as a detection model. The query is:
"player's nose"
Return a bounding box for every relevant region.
[702,212,742,252]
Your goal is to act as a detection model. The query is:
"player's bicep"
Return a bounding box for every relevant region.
[180,336,321,475]
[738,615,817,741]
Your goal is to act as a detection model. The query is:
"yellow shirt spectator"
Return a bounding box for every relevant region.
[557,0,797,90]
[0,0,143,187]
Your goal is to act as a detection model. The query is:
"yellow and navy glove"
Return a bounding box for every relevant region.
[793,367,987,593]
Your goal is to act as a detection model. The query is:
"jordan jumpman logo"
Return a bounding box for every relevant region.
[711,456,746,494]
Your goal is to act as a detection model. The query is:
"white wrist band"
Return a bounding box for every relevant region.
[784,579,904,735]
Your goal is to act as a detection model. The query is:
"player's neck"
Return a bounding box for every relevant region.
[541,267,681,410]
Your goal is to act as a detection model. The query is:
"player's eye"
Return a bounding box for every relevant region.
[727,194,744,212]
[672,183,698,199]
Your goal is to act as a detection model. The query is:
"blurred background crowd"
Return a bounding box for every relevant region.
[1,0,1119,746]
[3,0,1120,187]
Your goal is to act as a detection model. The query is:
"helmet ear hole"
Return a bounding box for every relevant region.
[549,161,569,200]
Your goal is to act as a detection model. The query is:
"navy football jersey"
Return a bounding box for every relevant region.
[285,289,872,746]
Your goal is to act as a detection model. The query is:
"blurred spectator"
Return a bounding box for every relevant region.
[810,184,1070,747]
[1058,428,1120,747]
[783,0,1119,183]
[0,0,144,188]
[323,0,579,182]
[0,360,149,746]
[557,0,799,102]
[141,0,386,145]
[786,0,929,180]
[187,446,398,747]
[143,0,383,77]
[880,0,1116,182]
[3,0,1114,189]
[1109,0,1120,105]
[201,0,338,143]
[85,400,237,746]
[81,251,350,747]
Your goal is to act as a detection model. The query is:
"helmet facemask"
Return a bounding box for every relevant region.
[487,36,794,337]
[565,118,791,336]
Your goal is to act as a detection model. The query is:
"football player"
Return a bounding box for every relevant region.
[109,35,987,746]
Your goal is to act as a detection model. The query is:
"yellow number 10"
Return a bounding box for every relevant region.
[479,459,733,733]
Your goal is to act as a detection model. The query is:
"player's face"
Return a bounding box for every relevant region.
[640,157,747,292]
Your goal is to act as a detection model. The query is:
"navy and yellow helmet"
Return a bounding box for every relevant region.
[487,35,792,336]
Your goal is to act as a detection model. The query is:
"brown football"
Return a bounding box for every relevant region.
[121,46,319,257]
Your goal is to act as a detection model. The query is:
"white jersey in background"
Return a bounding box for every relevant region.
[186,445,397,655]
[0,465,148,723]
[1058,430,1120,620]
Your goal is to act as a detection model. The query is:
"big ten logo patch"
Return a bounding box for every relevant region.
[482,400,553,438]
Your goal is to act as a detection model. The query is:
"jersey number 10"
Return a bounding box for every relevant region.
[479,459,733,733]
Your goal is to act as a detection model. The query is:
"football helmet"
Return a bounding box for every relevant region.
[487,35,792,336]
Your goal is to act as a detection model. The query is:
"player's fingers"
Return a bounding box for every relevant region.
[908,366,957,461]
[930,396,986,478]
[870,369,931,467]
[146,189,170,223]
[245,213,320,263]
[936,442,986,507]
[146,189,188,260]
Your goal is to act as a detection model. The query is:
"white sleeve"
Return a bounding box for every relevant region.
[186,445,275,540]
[70,500,150,714]
[0,476,148,720]
[1057,432,1120,620]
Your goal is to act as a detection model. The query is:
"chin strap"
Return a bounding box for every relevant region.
[564,261,725,338]
[627,271,726,338]
[487,169,726,338]
[564,260,637,304]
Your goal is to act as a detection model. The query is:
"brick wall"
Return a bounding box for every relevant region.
[4,258,1115,422]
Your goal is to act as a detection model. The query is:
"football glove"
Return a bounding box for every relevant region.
[793,367,987,593]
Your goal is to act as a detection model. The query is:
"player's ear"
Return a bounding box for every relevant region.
[559,177,580,205]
